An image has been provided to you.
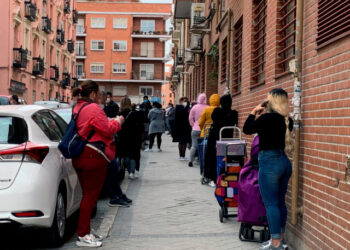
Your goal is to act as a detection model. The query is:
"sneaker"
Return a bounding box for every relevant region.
[129,173,136,180]
[144,148,153,152]
[259,241,284,250]
[181,157,189,161]
[76,234,102,247]
[188,162,193,167]
[90,230,103,241]
[201,177,209,185]
[262,239,288,249]
[158,148,162,152]
[122,194,132,204]
[208,180,216,187]
[179,157,184,161]
[108,197,130,207]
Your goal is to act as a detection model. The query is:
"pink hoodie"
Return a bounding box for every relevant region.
[189,93,208,131]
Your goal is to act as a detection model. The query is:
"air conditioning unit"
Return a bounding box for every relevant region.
[190,34,202,50]
[191,3,206,29]
[185,50,194,64]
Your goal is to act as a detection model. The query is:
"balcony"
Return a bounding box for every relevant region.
[13,48,28,68]
[67,40,74,53]
[131,49,167,61]
[130,70,164,82]
[24,1,37,22]
[171,74,179,83]
[64,1,70,14]
[42,17,51,34]
[131,30,172,41]
[73,10,78,24]
[76,25,86,37]
[61,72,71,88]
[57,28,65,45]
[76,47,86,59]
[32,57,44,75]
[50,66,59,81]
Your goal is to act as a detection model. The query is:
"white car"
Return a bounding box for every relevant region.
[0,105,82,246]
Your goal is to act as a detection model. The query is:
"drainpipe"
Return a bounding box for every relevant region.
[226,9,232,94]
[291,0,304,225]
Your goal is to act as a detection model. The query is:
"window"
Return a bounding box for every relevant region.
[90,63,104,73]
[140,86,153,96]
[113,18,127,29]
[277,0,296,74]
[113,86,127,96]
[76,63,84,78]
[42,39,46,62]
[113,41,127,51]
[221,37,227,83]
[24,27,30,50]
[0,117,28,144]
[91,18,105,28]
[232,17,243,94]
[91,40,104,50]
[140,42,154,57]
[112,63,126,73]
[140,64,154,80]
[56,50,60,66]
[32,90,36,103]
[251,0,267,87]
[32,111,63,141]
[316,1,350,47]
[76,41,85,56]
[141,20,155,33]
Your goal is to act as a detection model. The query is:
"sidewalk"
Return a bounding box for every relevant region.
[62,134,259,250]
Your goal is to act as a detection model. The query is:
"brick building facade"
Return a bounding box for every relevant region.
[172,0,350,249]
[76,0,172,105]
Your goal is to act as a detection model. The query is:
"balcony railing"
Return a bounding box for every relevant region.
[67,40,74,53]
[73,10,78,23]
[57,28,65,45]
[64,1,70,14]
[61,72,71,88]
[25,1,37,22]
[77,71,85,79]
[50,65,59,81]
[13,48,28,68]
[76,25,86,35]
[76,47,86,57]
[42,17,51,34]
[132,50,164,58]
[130,70,163,81]
[32,57,44,75]
[132,30,171,35]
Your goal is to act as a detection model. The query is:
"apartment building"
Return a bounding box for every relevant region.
[76,0,172,104]
[0,0,77,104]
[172,0,350,249]
[161,63,175,106]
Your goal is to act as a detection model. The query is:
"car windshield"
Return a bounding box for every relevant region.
[0,116,28,144]
[0,97,10,105]
[54,109,72,123]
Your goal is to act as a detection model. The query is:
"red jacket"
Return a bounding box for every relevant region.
[74,100,121,160]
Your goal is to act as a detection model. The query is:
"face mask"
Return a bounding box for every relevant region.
[144,100,148,103]
[106,98,111,104]
[183,102,187,107]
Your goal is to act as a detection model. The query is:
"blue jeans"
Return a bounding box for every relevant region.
[258,150,292,239]
[123,157,136,174]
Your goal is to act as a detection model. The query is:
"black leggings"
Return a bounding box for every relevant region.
[178,143,187,157]
[149,133,162,149]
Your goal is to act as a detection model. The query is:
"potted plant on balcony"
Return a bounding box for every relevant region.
[154,31,161,35]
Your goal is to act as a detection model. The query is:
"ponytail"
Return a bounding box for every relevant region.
[72,80,99,98]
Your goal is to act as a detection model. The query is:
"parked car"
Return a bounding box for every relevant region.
[34,101,70,109]
[54,108,72,123]
[0,105,82,246]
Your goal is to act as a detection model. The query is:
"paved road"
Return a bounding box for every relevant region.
[98,135,259,250]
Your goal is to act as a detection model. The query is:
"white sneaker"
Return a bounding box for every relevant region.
[76,234,102,247]
[208,181,216,187]
[179,157,184,161]
[91,230,103,241]
[129,173,136,180]
[144,148,153,152]
[158,148,162,152]
[182,157,189,161]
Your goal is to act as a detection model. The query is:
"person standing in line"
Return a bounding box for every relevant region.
[116,97,144,180]
[165,103,175,135]
[145,102,165,152]
[204,95,238,187]
[139,96,153,146]
[172,97,192,160]
[243,88,293,250]
[198,94,220,138]
[72,81,123,247]
[188,93,208,167]
[103,92,119,118]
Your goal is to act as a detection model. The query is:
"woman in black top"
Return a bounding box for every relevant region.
[243,88,293,250]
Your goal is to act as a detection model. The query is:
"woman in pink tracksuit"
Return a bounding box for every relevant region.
[188,93,208,167]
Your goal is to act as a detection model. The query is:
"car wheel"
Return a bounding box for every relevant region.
[46,190,66,247]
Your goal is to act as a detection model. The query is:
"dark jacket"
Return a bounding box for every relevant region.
[172,104,192,143]
[116,109,144,161]
[139,100,152,123]
[204,95,238,181]
[104,101,119,118]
